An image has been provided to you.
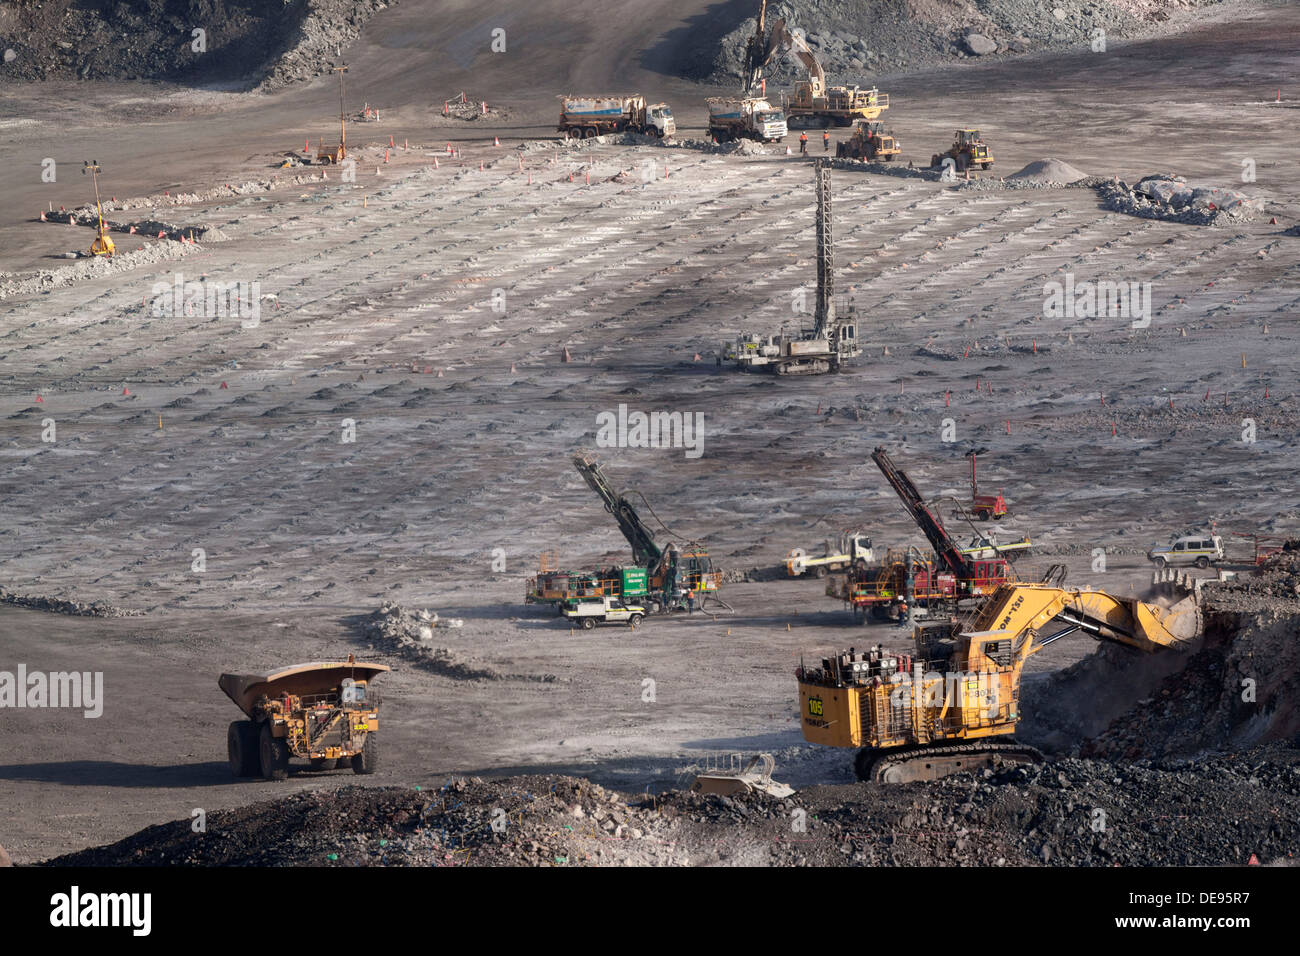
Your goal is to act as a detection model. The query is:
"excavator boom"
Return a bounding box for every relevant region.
[970,583,1199,656]
[775,22,825,86]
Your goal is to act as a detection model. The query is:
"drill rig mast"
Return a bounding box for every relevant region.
[870,447,1013,596]
[572,454,718,612]
[727,160,861,375]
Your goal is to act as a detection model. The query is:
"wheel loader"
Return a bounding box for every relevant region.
[931,128,994,173]
[836,121,900,162]
[796,583,1201,783]
[219,658,388,781]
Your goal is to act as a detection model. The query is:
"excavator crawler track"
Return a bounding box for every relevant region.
[859,741,1043,784]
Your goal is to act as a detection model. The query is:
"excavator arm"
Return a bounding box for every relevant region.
[967,583,1199,664]
[774,22,825,88]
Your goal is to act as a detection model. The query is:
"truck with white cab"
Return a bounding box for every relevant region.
[1147,532,1225,569]
[558,94,675,139]
[786,531,874,577]
[708,97,788,143]
[564,595,647,629]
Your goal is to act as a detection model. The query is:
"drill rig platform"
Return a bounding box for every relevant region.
[727,159,861,375]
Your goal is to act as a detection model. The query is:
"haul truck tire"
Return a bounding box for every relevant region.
[227,720,259,778]
[258,722,290,781]
[352,735,379,775]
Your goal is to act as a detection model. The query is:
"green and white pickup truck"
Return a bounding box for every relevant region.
[564,595,647,630]
[1147,533,1225,569]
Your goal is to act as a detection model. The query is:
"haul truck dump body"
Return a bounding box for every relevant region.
[558,95,675,139]
[220,659,388,780]
[798,583,1200,782]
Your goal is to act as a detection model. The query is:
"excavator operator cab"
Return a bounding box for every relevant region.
[913,621,958,668]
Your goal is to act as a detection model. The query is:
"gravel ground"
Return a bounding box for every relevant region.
[2,0,1298,867]
[45,743,1300,866]
[686,0,1230,85]
[0,0,394,89]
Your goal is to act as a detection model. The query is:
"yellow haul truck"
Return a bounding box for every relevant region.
[797,583,1200,783]
[220,658,388,780]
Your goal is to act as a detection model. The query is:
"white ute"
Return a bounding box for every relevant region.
[1147,533,1225,569]
[564,595,646,629]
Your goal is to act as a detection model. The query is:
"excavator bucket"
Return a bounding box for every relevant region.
[1130,594,1202,650]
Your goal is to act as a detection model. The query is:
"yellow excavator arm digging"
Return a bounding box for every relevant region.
[797,583,1200,782]
[969,583,1199,657]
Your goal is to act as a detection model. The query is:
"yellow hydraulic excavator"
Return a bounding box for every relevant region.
[797,583,1201,782]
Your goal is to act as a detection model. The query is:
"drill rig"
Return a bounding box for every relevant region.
[798,582,1201,782]
[830,448,1015,620]
[571,454,720,613]
[727,159,861,375]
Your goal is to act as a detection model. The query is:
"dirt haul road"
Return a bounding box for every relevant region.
[1,1,1298,863]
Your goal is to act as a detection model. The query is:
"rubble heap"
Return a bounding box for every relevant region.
[47,746,1300,866]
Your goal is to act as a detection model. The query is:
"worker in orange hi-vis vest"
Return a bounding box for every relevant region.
[799,131,808,155]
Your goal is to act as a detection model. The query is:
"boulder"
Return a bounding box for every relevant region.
[964,33,998,56]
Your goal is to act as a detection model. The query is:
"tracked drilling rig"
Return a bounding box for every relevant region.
[727,159,861,375]
[741,0,783,96]
[828,448,1018,620]
[798,582,1201,782]
[571,454,719,613]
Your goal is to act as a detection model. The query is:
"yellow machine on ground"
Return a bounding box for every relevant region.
[836,120,900,161]
[797,583,1200,782]
[931,128,994,173]
[83,161,115,258]
[739,3,888,128]
[220,658,387,780]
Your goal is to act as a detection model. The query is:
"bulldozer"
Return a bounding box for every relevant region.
[220,658,387,780]
[836,120,900,162]
[931,128,994,174]
[797,583,1201,783]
